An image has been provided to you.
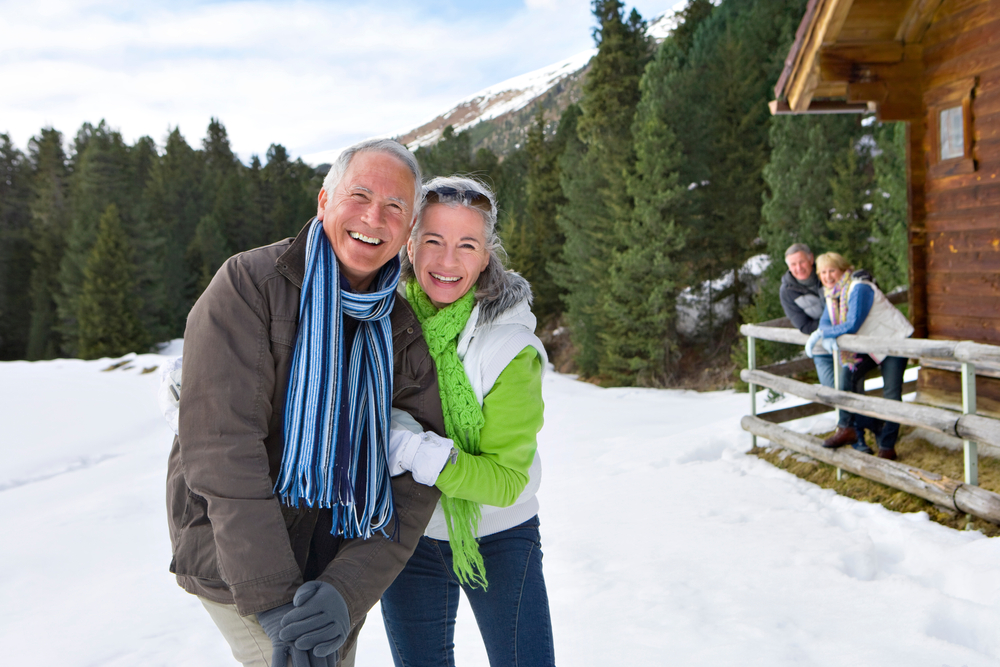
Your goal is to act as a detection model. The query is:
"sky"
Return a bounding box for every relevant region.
[1,0,685,165]
[3,347,998,665]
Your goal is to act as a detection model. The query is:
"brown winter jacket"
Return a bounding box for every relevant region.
[165,220,444,646]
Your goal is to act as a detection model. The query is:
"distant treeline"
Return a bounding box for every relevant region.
[0,118,322,360]
[0,0,909,389]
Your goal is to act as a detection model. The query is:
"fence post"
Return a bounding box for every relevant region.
[962,361,978,486]
[833,340,843,481]
[748,335,757,449]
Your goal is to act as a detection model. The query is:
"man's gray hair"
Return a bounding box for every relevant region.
[322,139,423,221]
[401,175,514,304]
[785,242,813,258]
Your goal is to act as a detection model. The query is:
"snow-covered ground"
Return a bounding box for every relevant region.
[2,347,998,666]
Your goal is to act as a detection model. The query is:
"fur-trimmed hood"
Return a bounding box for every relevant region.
[476,271,534,326]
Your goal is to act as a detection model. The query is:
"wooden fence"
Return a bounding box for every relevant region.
[741,323,1000,524]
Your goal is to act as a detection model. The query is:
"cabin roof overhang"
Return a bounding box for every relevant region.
[772,0,942,120]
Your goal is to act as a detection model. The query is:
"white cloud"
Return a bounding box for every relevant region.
[0,0,678,162]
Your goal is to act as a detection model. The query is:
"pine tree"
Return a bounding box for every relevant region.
[827,136,875,264]
[202,119,253,257]
[189,214,232,293]
[551,114,611,376]
[142,127,207,340]
[25,129,71,360]
[660,0,807,347]
[519,106,571,320]
[77,204,147,359]
[869,122,908,291]
[56,121,134,356]
[601,29,692,384]
[0,134,34,359]
[414,126,474,178]
[551,0,652,377]
[261,143,316,242]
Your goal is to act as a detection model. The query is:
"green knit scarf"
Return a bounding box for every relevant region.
[406,278,488,589]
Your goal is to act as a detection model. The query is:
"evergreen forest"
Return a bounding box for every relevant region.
[0,0,910,389]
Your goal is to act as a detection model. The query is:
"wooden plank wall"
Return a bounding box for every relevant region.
[918,367,1000,417]
[920,0,1000,343]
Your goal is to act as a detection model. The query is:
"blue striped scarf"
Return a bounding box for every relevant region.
[276,219,400,539]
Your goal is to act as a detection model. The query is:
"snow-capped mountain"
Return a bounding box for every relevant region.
[393,11,675,156]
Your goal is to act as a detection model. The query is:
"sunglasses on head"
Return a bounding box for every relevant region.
[425,186,493,211]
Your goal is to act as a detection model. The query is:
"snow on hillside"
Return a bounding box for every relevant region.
[399,10,676,149]
[2,347,999,666]
[399,49,596,149]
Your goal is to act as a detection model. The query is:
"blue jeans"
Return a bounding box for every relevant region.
[814,354,852,428]
[380,515,555,667]
[848,354,907,451]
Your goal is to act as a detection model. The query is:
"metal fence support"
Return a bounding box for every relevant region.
[833,340,843,481]
[748,336,757,449]
[962,361,978,486]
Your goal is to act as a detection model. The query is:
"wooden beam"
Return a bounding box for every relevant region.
[823,41,905,62]
[742,369,965,437]
[742,415,1000,524]
[834,333,960,359]
[741,324,808,346]
[775,0,822,100]
[787,0,858,112]
[742,369,1000,449]
[760,357,819,377]
[770,99,870,115]
[757,380,918,423]
[848,80,889,103]
[896,0,946,44]
[814,81,849,98]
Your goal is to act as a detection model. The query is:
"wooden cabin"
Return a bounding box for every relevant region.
[771,0,1000,415]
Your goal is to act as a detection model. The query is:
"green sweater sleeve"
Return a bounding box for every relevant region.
[434,347,544,506]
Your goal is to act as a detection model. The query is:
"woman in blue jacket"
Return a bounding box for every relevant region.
[807,252,913,460]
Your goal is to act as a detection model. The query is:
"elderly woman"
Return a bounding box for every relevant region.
[807,252,913,460]
[381,176,555,667]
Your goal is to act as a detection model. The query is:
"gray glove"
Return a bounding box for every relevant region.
[257,603,295,667]
[279,581,350,662]
[259,602,337,667]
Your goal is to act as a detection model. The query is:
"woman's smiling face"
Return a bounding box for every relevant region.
[819,265,845,288]
[408,203,490,309]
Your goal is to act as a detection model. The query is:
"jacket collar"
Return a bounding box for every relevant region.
[275,219,313,289]
[277,218,419,339]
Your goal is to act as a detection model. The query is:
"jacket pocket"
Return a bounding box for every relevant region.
[170,491,223,582]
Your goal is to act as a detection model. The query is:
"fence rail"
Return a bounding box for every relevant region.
[742,416,1000,523]
[741,323,1000,525]
[741,369,1000,449]
[741,324,1000,366]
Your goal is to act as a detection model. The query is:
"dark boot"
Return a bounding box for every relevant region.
[877,448,897,460]
[822,426,857,449]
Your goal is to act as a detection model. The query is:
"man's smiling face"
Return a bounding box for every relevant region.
[317,150,416,291]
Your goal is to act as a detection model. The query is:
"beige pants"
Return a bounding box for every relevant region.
[199,597,357,667]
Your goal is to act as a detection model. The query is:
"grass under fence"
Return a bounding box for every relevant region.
[750,425,1000,537]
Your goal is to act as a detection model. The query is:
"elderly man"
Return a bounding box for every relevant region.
[779,243,824,336]
[166,139,445,667]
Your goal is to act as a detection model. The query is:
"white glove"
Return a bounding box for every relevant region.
[821,336,837,354]
[388,428,455,486]
[805,330,822,358]
[157,356,184,435]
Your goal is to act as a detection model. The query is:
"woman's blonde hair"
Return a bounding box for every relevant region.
[815,252,853,273]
